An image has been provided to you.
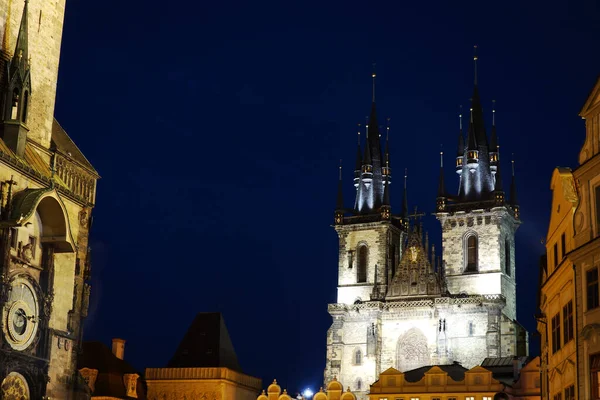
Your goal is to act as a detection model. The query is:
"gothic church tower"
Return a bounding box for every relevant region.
[436,48,524,334]
[325,54,527,398]
[0,1,99,398]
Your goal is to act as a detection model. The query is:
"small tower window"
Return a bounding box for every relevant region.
[10,88,19,120]
[468,321,474,336]
[465,234,478,272]
[505,239,511,277]
[357,245,368,283]
[354,348,362,365]
[21,91,28,123]
[356,378,362,391]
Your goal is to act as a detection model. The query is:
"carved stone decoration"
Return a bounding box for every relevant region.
[123,373,139,398]
[79,368,98,393]
[1,371,30,399]
[396,327,430,372]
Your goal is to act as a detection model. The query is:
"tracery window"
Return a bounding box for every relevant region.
[357,245,368,283]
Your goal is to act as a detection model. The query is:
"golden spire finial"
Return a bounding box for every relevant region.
[459,105,463,131]
[357,123,361,144]
[339,159,342,180]
[492,99,496,126]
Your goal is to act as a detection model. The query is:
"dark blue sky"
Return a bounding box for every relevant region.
[54,0,599,395]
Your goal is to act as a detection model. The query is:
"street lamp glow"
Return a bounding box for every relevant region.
[303,389,313,399]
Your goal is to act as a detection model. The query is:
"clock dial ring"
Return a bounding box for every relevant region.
[3,277,39,351]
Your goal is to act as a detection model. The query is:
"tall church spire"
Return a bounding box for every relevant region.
[12,0,29,74]
[354,68,385,213]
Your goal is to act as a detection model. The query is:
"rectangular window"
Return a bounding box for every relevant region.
[554,243,558,268]
[10,228,17,249]
[483,397,492,400]
[553,393,562,400]
[561,233,566,258]
[564,385,575,400]
[552,313,561,353]
[588,268,600,310]
[563,301,574,344]
[465,397,475,400]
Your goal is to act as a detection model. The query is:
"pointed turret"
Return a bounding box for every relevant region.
[354,68,386,214]
[438,151,445,198]
[470,46,488,147]
[12,0,29,75]
[455,107,464,175]
[402,169,408,219]
[1,0,31,157]
[510,159,519,219]
[335,162,344,225]
[465,108,479,172]
[354,126,362,189]
[437,151,446,211]
[489,101,499,178]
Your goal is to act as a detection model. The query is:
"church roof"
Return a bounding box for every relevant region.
[51,118,98,175]
[167,312,241,372]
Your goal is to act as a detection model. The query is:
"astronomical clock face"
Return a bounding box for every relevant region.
[3,278,38,351]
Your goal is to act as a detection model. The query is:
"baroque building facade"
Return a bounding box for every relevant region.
[0,0,99,398]
[325,53,527,398]
[538,76,600,400]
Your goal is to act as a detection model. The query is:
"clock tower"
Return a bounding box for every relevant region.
[0,0,99,399]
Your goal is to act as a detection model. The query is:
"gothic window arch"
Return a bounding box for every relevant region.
[355,378,362,391]
[505,238,511,277]
[464,232,478,273]
[353,348,362,365]
[357,244,368,283]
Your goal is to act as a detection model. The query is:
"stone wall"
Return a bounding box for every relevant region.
[335,222,402,305]
[0,0,67,148]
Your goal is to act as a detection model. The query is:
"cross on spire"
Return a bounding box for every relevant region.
[408,206,425,221]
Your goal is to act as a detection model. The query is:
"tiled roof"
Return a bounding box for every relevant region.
[51,119,97,175]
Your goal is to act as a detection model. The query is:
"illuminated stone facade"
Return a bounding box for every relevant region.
[0,0,99,398]
[146,367,261,400]
[326,55,527,399]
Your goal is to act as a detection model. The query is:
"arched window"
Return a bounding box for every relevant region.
[357,245,368,283]
[505,239,511,276]
[468,321,474,336]
[356,378,362,391]
[465,234,478,272]
[354,348,362,365]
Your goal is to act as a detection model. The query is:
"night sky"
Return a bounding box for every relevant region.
[53,0,600,396]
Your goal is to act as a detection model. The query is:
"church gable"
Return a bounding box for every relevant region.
[387,223,442,298]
